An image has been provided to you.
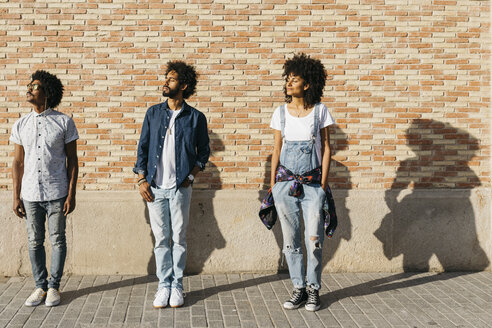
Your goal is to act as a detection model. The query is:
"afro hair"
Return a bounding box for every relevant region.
[31,70,64,108]
[165,61,198,99]
[282,53,327,107]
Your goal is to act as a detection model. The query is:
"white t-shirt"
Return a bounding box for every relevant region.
[154,108,182,189]
[270,103,335,163]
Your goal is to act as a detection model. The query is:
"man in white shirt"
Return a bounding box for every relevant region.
[134,61,210,309]
[11,70,79,307]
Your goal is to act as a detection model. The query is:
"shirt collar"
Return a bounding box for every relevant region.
[163,100,186,113]
[33,108,53,117]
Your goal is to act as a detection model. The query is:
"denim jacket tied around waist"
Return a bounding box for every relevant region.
[259,165,338,238]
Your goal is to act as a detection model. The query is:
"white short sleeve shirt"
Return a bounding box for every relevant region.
[10,108,79,202]
[270,103,335,163]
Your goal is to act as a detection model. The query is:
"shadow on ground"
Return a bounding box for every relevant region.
[60,271,473,309]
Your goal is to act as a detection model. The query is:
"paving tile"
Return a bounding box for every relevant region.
[8,313,30,326]
[22,319,44,328]
[208,321,225,328]
[126,306,143,318]
[239,320,258,328]
[223,315,241,327]
[205,299,221,310]
[253,316,273,327]
[205,310,222,321]
[0,273,491,328]
[191,315,207,327]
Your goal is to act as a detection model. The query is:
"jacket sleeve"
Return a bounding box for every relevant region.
[133,109,151,176]
[195,112,210,170]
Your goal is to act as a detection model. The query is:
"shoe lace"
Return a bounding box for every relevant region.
[307,288,319,304]
[172,288,185,298]
[47,289,55,297]
[155,288,169,298]
[289,288,304,303]
[32,289,45,299]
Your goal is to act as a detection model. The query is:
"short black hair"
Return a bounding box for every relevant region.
[165,61,198,99]
[282,53,327,107]
[31,70,64,108]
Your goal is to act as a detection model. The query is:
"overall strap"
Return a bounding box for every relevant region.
[280,104,286,139]
[312,103,320,141]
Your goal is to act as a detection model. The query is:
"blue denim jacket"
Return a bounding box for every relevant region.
[133,100,210,190]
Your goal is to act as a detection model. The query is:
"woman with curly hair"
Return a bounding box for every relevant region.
[269,53,335,311]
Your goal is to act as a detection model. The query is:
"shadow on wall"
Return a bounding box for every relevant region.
[185,132,226,273]
[259,154,286,272]
[322,126,352,269]
[374,119,489,271]
[144,132,226,275]
[144,203,155,274]
[259,126,353,272]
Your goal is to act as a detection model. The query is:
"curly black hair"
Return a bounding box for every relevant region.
[165,61,198,99]
[31,70,64,108]
[282,53,327,107]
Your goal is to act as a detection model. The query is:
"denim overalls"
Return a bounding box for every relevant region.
[271,103,326,290]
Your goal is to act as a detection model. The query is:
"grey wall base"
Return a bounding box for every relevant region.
[1,189,490,276]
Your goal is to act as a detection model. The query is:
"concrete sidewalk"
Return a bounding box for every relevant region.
[0,272,491,328]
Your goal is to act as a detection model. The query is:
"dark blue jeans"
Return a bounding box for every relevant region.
[23,197,67,290]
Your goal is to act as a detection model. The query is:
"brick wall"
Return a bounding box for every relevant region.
[0,0,490,191]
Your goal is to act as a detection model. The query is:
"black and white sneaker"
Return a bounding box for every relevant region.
[283,288,308,309]
[305,287,321,312]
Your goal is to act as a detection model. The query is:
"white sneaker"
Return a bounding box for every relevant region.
[153,288,170,308]
[169,288,184,308]
[45,288,61,307]
[25,288,46,307]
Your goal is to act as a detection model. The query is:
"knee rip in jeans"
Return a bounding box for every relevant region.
[310,236,322,249]
[28,234,44,248]
[284,244,301,254]
[28,240,44,250]
[50,238,66,248]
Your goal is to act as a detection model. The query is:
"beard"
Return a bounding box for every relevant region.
[162,86,180,99]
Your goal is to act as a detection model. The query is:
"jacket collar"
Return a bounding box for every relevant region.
[162,100,189,114]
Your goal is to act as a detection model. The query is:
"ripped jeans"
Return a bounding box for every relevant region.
[272,180,325,290]
[23,197,67,290]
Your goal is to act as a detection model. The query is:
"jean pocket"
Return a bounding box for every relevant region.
[271,181,279,195]
[300,144,313,154]
[271,180,286,196]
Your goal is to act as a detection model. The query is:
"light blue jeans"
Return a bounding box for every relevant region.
[23,197,67,290]
[272,181,325,290]
[147,185,192,290]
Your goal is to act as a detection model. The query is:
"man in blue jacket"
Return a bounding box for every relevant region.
[134,61,210,308]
